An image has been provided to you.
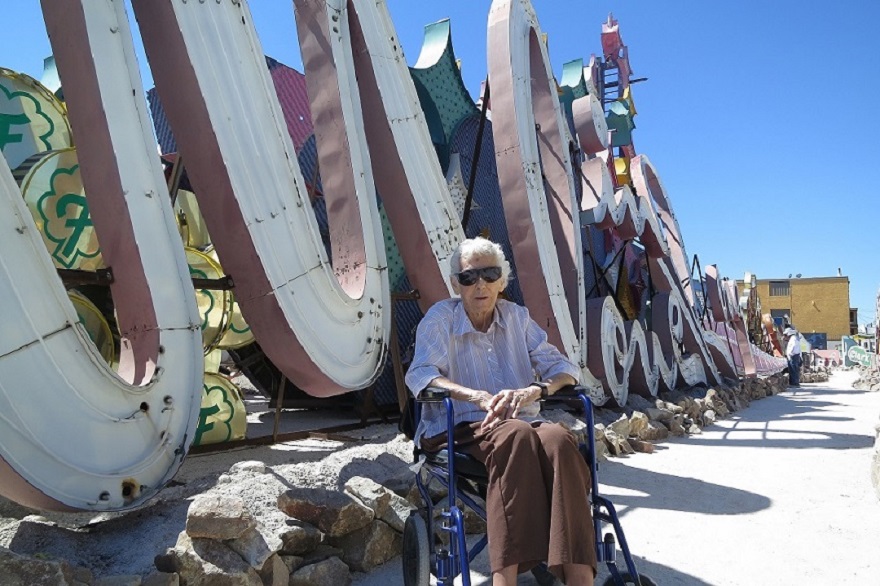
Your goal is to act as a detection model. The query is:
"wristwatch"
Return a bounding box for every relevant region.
[530,381,549,397]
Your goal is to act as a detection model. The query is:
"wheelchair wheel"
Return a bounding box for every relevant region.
[601,572,658,586]
[402,512,431,586]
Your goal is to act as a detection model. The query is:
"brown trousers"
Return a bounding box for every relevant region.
[422,418,597,580]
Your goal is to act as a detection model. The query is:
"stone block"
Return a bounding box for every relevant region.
[0,546,71,586]
[278,521,323,556]
[185,494,255,540]
[155,531,262,586]
[256,554,288,586]
[227,524,281,570]
[289,556,351,586]
[278,488,374,537]
[330,520,401,572]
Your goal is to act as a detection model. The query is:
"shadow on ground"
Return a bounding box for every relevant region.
[595,554,716,586]
[598,462,771,517]
[678,392,873,450]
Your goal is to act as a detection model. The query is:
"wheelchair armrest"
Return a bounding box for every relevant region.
[416,386,449,403]
[540,384,595,430]
[540,384,587,402]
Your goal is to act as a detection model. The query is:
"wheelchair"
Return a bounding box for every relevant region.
[400,385,656,586]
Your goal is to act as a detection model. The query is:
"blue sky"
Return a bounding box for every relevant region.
[3,1,879,327]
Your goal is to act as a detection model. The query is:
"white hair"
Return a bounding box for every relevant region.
[449,237,511,288]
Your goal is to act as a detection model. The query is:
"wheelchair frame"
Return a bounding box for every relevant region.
[403,385,652,586]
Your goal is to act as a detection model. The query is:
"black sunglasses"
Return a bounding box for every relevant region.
[456,266,502,286]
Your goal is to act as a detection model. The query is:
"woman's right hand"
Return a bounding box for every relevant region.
[442,383,494,412]
[469,390,496,412]
[463,390,508,431]
[431,379,506,430]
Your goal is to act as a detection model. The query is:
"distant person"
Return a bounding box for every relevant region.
[784,326,803,387]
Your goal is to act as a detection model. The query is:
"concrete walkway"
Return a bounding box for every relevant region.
[356,370,880,585]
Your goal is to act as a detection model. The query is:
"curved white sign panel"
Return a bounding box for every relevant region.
[488,0,602,399]
[0,0,203,511]
[133,0,391,393]
[343,0,464,309]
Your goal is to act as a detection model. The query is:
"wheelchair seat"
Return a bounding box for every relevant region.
[422,447,489,482]
[401,392,490,482]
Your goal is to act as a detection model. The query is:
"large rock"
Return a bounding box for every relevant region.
[299,544,345,567]
[289,556,351,586]
[229,461,267,475]
[278,488,374,537]
[343,476,391,518]
[593,426,609,461]
[330,520,401,572]
[185,495,255,541]
[625,394,654,412]
[279,554,304,574]
[256,554,289,586]
[746,378,770,399]
[602,428,634,456]
[463,506,488,535]
[248,509,322,557]
[645,407,674,424]
[382,467,417,499]
[608,414,632,439]
[637,420,669,442]
[278,521,323,556]
[656,398,683,414]
[0,546,72,586]
[344,476,415,533]
[154,531,262,586]
[628,411,649,437]
[702,409,717,427]
[667,414,687,437]
[227,524,281,570]
[541,409,590,445]
[676,397,702,420]
[704,389,729,417]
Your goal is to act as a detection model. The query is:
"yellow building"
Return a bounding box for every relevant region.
[736,275,857,350]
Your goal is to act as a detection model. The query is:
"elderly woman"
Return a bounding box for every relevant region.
[405,237,596,586]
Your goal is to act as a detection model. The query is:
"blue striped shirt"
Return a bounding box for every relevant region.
[405,298,580,445]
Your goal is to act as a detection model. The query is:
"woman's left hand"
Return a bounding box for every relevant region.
[481,386,541,431]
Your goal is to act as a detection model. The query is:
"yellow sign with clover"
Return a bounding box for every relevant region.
[17,148,104,271]
[186,246,234,353]
[1,68,72,172]
[193,372,247,446]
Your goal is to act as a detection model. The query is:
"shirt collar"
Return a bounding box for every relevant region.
[452,298,507,336]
